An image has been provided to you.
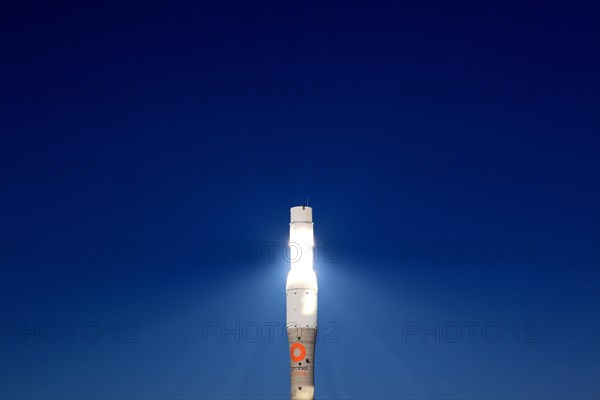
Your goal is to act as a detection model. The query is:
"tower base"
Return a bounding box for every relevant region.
[287,327,317,400]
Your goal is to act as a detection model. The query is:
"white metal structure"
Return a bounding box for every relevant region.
[286,205,317,399]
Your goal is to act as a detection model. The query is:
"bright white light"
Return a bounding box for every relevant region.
[289,223,314,271]
[286,206,317,292]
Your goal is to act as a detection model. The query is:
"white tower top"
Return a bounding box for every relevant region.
[287,205,317,292]
[291,206,312,223]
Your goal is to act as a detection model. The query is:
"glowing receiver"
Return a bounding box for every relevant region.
[286,206,317,400]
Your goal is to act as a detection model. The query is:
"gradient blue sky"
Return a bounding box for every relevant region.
[1,1,599,399]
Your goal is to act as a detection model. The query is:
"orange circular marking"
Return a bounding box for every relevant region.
[290,343,306,362]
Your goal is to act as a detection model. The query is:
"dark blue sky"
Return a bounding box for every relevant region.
[1,1,599,399]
